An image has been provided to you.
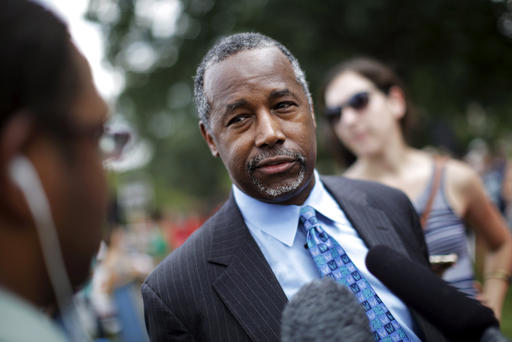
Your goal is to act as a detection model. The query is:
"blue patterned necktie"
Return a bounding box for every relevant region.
[299,205,410,342]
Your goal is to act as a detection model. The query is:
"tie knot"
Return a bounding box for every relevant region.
[299,205,318,231]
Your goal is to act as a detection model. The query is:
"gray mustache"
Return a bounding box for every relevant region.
[248,148,304,171]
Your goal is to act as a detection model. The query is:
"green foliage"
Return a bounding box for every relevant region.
[503,288,512,338]
[86,0,512,209]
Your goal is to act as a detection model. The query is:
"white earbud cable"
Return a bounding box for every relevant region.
[9,156,91,341]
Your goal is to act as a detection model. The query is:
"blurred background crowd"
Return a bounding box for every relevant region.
[32,0,512,340]
[73,202,207,342]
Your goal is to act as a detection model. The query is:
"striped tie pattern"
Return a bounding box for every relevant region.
[299,205,410,342]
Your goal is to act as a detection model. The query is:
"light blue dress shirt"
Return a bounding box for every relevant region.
[232,170,421,342]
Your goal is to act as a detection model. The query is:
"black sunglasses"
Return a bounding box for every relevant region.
[324,91,370,122]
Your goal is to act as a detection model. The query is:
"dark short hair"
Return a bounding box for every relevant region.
[193,32,312,129]
[0,0,79,132]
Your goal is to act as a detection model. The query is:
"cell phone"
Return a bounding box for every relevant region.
[429,253,458,276]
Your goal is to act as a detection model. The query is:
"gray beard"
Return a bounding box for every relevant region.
[252,166,305,199]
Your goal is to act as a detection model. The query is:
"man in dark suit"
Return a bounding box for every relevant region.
[142,32,448,342]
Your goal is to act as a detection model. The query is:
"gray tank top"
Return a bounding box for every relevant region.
[414,163,477,297]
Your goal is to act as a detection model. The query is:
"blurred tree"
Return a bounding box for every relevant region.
[86,0,512,210]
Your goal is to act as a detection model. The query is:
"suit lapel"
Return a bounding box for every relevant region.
[208,196,287,342]
[322,176,408,256]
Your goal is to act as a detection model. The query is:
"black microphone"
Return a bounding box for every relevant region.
[365,245,508,342]
[281,278,374,342]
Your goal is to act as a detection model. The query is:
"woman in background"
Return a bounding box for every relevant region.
[322,57,512,320]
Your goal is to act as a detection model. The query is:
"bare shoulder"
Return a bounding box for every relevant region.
[444,158,481,193]
[444,158,484,214]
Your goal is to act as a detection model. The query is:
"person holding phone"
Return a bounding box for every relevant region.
[322,57,512,320]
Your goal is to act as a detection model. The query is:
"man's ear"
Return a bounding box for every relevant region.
[387,86,407,120]
[0,112,34,221]
[199,121,219,157]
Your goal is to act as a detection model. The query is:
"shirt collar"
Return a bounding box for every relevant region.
[232,170,346,247]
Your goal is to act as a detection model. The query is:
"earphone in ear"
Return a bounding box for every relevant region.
[8,155,59,228]
[8,154,34,190]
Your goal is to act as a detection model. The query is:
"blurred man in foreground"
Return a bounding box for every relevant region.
[0,0,111,340]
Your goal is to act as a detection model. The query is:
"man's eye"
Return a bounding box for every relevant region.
[227,115,249,127]
[273,101,296,111]
[92,126,105,141]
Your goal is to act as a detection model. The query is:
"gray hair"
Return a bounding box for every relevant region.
[193,32,313,129]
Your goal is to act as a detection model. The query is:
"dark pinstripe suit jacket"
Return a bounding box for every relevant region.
[142,175,449,341]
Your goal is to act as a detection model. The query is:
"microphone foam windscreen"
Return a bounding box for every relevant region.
[365,245,498,342]
[281,278,374,342]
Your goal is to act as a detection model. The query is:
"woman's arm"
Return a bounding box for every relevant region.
[447,160,512,321]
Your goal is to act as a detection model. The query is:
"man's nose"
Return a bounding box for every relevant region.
[254,110,285,147]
